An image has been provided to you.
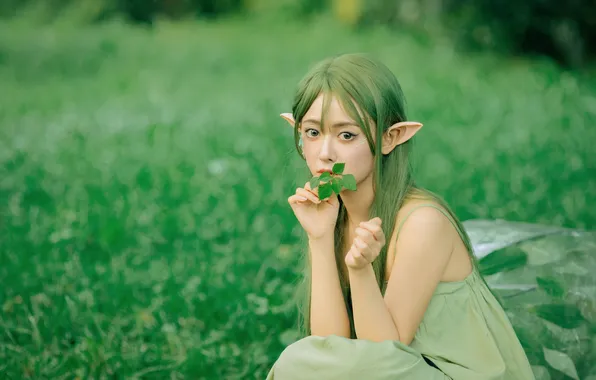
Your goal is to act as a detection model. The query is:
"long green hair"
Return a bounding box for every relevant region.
[289,53,487,339]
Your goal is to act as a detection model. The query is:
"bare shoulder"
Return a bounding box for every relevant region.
[383,198,472,282]
[381,198,474,345]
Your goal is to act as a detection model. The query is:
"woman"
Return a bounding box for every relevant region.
[267,53,535,379]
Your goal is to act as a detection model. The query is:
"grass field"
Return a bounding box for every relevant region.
[1,14,595,379]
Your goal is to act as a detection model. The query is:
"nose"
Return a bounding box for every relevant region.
[317,134,336,162]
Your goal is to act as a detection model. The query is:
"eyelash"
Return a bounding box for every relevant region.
[304,129,357,141]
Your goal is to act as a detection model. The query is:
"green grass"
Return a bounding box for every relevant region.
[0,14,595,379]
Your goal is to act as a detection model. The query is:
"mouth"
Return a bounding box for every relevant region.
[317,169,333,174]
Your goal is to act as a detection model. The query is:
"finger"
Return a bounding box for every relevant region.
[360,218,381,232]
[296,188,321,204]
[357,224,380,243]
[288,194,309,205]
[353,238,373,261]
[360,219,382,231]
[360,221,385,242]
[345,251,355,267]
[323,193,337,206]
[350,246,363,262]
[304,181,319,197]
[346,247,367,268]
[354,237,368,250]
[326,194,340,208]
[355,227,376,245]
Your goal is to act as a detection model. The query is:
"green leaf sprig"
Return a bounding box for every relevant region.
[309,163,357,200]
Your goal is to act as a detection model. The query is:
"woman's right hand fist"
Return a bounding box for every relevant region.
[288,181,340,240]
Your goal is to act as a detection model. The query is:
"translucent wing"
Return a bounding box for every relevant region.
[463,219,596,379]
[464,219,572,259]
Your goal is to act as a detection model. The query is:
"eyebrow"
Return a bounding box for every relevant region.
[301,119,359,129]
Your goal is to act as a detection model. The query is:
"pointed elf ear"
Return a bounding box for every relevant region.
[382,121,423,154]
[280,113,296,128]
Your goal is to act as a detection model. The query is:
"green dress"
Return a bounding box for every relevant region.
[266,205,536,380]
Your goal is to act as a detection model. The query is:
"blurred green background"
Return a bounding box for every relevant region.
[1,0,595,379]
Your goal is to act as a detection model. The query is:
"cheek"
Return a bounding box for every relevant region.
[303,146,318,172]
[303,144,314,159]
[352,152,375,181]
[348,141,374,169]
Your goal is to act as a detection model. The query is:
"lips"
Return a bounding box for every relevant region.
[317,169,333,174]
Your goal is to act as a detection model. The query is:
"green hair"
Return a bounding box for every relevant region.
[290,53,490,339]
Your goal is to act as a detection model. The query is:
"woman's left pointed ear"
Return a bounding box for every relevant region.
[382,121,423,154]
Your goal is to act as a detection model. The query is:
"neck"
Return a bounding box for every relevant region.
[340,173,375,230]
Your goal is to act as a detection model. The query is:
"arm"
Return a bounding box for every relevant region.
[348,264,400,341]
[309,236,352,338]
[348,207,454,344]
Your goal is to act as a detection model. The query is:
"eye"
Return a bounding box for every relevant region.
[340,132,357,140]
[305,129,319,138]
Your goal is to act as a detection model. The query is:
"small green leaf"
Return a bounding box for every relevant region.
[342,174,357,191]
[310,176,320,189]
[478,249,527,276]
[543,347,579,380]
[331,177,342,194]
[531,303,585,329]
[318,182,333,200]
[332,163,345,174]
[536,276,565,298]
[319,172,331,181]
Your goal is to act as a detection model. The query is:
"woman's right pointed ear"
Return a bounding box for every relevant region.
[280,113,295,128]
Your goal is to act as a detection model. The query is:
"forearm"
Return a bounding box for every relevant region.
[348,264,400,342]
[309,237,351,338]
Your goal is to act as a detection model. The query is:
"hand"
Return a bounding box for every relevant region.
[288,181,340,240]
[345,217,386,270]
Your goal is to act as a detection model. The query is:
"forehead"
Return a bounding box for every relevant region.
[303,93,352,121]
